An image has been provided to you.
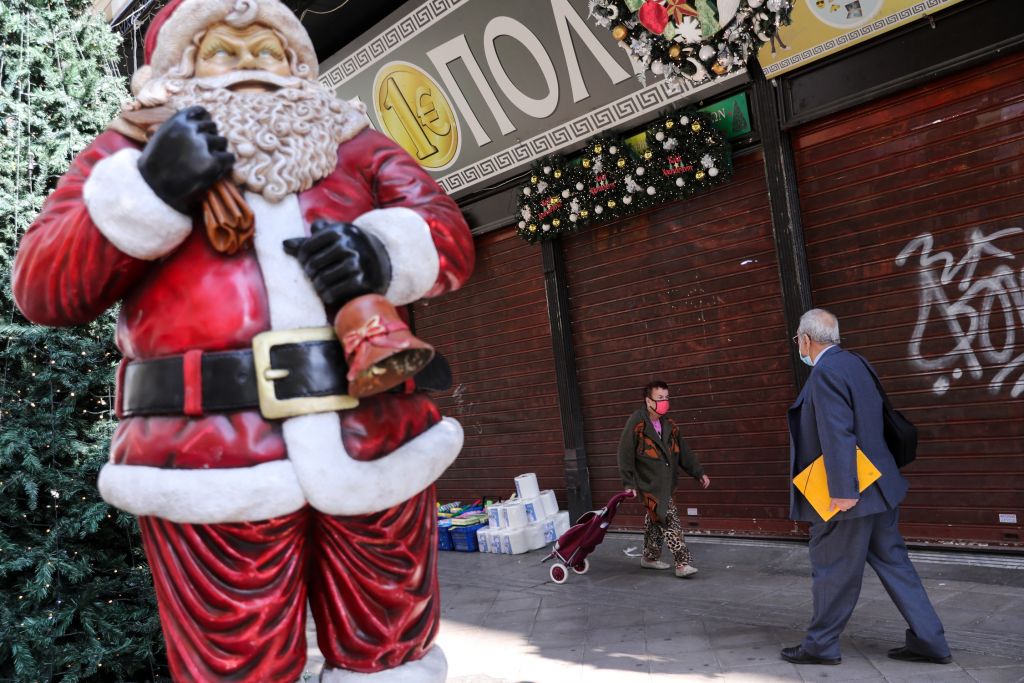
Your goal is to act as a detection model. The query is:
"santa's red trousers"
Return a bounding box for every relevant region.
[138,487,439,682]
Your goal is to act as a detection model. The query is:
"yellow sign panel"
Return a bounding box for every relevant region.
[373,61,461,170]
[758,0,966,78]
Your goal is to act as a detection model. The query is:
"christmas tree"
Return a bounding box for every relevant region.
[0,1,165,680]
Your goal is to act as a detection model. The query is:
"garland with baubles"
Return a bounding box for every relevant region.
[517,109,731,244]
[589,0,792,84]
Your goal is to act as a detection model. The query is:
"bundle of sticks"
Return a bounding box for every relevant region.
[121,106,254,255]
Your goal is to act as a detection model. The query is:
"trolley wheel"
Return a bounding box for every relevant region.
[549,562,568,584]
[572,558,590,575]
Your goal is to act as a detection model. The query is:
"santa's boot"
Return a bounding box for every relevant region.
[319,646,447,683]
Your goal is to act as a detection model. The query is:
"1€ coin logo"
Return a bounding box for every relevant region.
[373,62,460,171]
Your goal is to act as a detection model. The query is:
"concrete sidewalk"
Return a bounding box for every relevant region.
[305,534,1024,682]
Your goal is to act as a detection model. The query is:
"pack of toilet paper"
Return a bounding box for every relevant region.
[483,473,572,555]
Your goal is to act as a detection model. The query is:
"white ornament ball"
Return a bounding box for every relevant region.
[699,45,716,61]
[542,223,551,232]
[623,195,633,205]
[570,214,578,222]
[542,166,552,174]
[562,189,570,198]
[646,186,656,195]
[518,221,526,228]
[636,167,645,176]
[655,132,665,141]
[595,205,604,215]
[523,187,531,196]
[680,116,690,125]
[675,178,684,187]
[576,182,584,191]
[709,167,719,177]
[609,145,618,154]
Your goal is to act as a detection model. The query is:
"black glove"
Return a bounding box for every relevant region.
[282,220,392,308]
[137,105,234,214]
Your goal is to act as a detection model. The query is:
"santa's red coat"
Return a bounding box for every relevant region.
[13,125,474,524]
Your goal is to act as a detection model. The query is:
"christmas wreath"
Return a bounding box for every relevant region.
[516,109,731,244]
[588,0,792,84]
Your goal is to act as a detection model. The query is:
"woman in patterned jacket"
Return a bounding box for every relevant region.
[618,380,711,577]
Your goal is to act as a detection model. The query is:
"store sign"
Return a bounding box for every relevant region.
[758,0,967,78]
[319,0,743,197]
[699,93,751,140]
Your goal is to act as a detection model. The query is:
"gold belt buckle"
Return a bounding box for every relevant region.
[251,326,359,420]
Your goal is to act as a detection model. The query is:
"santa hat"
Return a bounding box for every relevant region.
[132,0,318,94]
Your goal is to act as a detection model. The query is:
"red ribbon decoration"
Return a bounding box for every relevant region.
[342,314,413,383]
[638,0,670,34]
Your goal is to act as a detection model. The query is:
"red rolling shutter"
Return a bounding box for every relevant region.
[417,228,566,506]
[793,51,1024,546]
[561,152,798,534]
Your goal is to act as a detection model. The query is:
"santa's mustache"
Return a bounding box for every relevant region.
[186,70,308,92]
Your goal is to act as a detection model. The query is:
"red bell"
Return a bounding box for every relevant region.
[334,294,434,398]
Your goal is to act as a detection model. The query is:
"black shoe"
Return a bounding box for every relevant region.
[887,646,953,664]
[780,645,841,665]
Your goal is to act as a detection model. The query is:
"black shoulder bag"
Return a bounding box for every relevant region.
[853,354,917,468]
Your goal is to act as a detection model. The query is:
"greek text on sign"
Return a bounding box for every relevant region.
[320,0,740,196]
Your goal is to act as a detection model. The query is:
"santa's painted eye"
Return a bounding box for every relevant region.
[202,45,234,59]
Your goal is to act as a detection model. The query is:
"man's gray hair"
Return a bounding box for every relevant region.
[797,308,841,345]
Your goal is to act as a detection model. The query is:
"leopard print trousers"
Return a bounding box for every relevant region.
[642,500,693,567]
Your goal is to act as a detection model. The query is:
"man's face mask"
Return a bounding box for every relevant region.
[797,334,815,367]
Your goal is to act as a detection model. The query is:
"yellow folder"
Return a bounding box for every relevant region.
[793,447,882,522]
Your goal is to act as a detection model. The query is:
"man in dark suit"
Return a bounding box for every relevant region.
[781,309,952,666]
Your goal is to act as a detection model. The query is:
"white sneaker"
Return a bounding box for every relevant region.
[640,558,671,570]
[675,564,699,578]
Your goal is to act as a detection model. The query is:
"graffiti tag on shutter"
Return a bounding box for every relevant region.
[895,226,1024,398]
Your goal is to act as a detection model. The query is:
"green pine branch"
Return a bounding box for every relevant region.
[0,1,166,680]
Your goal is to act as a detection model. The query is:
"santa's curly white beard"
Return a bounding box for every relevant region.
[135,70,362,203]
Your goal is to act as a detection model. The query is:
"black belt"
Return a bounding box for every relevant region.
[120,328,357,419]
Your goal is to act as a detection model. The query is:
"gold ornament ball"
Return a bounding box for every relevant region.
[531,175,538,184]
[612,24,628,41]
[643,150,653,160]
[607,199,616,208]
[616,158,626,168]
[695,170,706,180]
[528,224,537,232]
[552,219,561,227]
[594,144,603,154]
[691,122,702,132]
[665,120,674,129]
[712,62,728,75]
[582,158,591,168]
[553,170,562,179]
[580,210,589,218]
[668,44,682,60]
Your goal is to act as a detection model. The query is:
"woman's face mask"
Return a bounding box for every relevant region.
[648,397,670,415]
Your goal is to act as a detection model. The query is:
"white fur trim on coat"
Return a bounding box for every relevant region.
[247,192,328,329]
[354,208,440,307]
[83,148,193,261]
[319,646,447,683]
[287,417,463,516]
[147,0,318,85]
[97,460,306,524]
[246,191,461,516]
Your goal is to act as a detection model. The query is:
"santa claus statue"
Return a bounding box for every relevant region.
[12,0,474,680]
